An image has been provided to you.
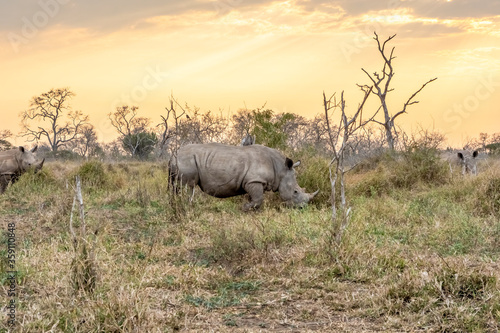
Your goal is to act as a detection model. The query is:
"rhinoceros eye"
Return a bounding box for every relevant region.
[294,190,298,194]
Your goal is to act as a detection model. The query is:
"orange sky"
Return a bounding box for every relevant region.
[1,0,499,147]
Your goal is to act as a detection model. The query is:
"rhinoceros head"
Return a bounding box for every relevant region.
[278,158,319,208]
[18,146,43,172]
[457,150,478,175]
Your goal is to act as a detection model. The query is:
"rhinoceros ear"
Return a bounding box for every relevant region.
[472,150,478,158]
[31,145,38,153]
[19,146,25,153]
[285,158,294,170]
[457,152,464,160]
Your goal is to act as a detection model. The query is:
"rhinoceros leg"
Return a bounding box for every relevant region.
[0,175,10,194]
[243,182,264,211]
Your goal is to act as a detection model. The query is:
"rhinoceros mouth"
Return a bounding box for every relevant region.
[283,189,319,208]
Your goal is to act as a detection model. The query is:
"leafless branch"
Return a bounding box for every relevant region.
[392,77,438,121]
[358,33,437,149]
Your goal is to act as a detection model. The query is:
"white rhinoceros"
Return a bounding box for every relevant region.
[0,146,44,193]
[169,143,318,210]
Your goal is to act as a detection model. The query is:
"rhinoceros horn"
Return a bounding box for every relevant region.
[35,158,44,172]
[308,189,319,201]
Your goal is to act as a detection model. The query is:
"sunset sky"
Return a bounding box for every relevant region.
[1,0,499,147]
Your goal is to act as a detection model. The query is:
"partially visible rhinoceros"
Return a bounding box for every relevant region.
[457,150,478,175]
[169,143,318,210]
[240,134,255,146]
[0,146,44,193]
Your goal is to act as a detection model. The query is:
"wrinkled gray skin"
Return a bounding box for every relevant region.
[0,146,44,193]
[457,150,478,175]
[169,143,318,210]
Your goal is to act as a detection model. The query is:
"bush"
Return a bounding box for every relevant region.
[253,109,295,150]
[352,149,394,173]
[486,142,500,155]
[351,147,449,197]
[122,132,158,160]
[485,177,500,216]
[72,160,109,188]
[391,147,449,188]
[350,167,392,197]
[475,174,500,217]
[7,167,59,196]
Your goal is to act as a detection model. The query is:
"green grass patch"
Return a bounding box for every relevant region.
[184,280,260,310]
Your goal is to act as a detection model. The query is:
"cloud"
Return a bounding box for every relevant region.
[3,0,499,37]
[305,0,500,19]
[0,0,213,33]
[391,21,465,38]
[410,0,500,19]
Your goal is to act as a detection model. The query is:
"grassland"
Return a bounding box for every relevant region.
[0,150,499,332]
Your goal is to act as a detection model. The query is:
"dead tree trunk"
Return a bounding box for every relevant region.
[360,32,437,150]
[324,86,373,247]
[70,176,97,294]
[157,94,186,158]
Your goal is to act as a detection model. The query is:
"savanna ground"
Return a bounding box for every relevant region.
[1,148,500,332]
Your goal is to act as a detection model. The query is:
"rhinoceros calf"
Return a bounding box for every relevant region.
[169,143,318,210]
[0,146,44,193]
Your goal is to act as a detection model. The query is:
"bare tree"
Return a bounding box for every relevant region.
[360,33,437,150]
[230,108,255,145]
[20,88,90,151]
[306,114,335,154]
[491,133,500,145]
[277,113,307,151]
[398,124,446,151]
[157,95,186,158]
[479,132,489,151]
[157,95,229,157]
[347,125,386,157]
[102,140,124,159]
[67,124,101,158]
[0,130,13,151]
[176,106,228,145]
[324,86,373,246]
[108,106,150,137]
[108,106,157,159]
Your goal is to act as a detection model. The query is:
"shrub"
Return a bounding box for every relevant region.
[122,132,158,160]
[352,149,394,173]
[6,167,59,196]
[392,147,449,188]
[351,147,449,197]
[486,142,500,155]
[73,160,109,188]
[476,174,500,217]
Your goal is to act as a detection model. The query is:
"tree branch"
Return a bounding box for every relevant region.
[392,77,437,122]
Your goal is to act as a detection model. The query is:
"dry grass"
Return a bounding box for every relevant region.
[0,155,499,332]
